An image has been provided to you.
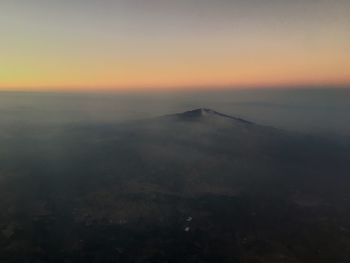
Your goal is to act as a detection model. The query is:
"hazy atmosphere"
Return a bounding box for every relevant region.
[1,89,350,136]
[1,1,350,262]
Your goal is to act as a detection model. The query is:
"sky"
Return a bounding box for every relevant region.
[0,0,350,91]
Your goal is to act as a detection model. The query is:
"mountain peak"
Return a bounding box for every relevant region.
[173,108,253,124]
[181,108,216,117]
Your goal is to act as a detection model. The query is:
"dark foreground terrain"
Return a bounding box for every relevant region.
[0,109,350,262]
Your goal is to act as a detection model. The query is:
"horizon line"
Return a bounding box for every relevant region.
[0,83,349,94]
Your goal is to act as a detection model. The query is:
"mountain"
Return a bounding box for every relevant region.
[0,109,349,262]
[166,108,253,124]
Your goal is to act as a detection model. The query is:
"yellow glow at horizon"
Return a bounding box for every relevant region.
[1,33,349,91]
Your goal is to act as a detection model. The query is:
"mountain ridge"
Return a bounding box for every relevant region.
[166,108,253,124]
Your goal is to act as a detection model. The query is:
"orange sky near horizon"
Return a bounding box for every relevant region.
[1,0,350,91]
